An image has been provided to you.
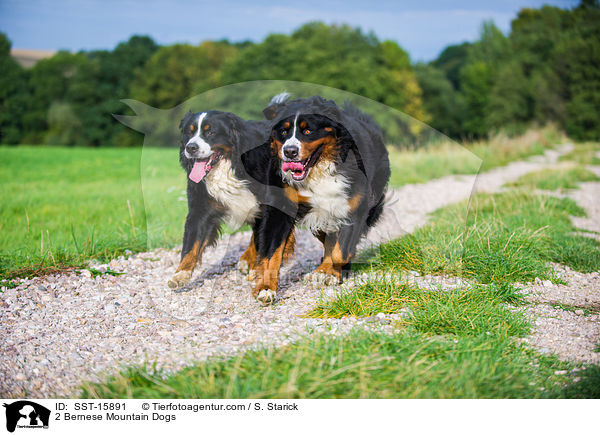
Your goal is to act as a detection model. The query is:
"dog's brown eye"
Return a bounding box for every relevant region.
[303,129,311,135]
[281,130,288,136]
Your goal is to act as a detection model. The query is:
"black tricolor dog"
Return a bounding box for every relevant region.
[247,95,390,305]
[168,110,272,288]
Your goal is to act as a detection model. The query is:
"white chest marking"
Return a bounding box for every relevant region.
[205,159,259,229]
[298,161,350,233]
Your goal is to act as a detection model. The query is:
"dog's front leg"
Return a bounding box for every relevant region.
[168,210,221,289]
[253,206,295,305]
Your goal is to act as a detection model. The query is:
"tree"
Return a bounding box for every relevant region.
[23,50,88,143]
[459,21,513,137]
[221,22,427,123]
[486,61,530,133]
[0,33,29,144]
[558,3,600,140]
[414,63,466,138]
[431,42,471,90]
[62,35,159,146]
[130,41,237,109]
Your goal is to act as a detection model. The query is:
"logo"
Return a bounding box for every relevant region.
[3,401,50,433]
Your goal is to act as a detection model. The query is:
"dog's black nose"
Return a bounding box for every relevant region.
[283,145,299,159]
[186,143,198,154]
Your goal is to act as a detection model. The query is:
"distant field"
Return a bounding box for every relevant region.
[0,128,563,279]
[388,126,562,186]
[0,146,185,279]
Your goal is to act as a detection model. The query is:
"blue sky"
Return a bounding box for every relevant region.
[0,0,579,61]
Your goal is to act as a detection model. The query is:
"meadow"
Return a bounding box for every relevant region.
[2,131,600,398]
[82,139,600,399]
[0,147,183,279]
[0,127,562,280]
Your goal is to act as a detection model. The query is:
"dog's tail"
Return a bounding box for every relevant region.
[366,193,386,228]
[269,91,291,106]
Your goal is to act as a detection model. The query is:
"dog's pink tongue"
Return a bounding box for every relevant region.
[282,161,304,172]
[189,160,208,183]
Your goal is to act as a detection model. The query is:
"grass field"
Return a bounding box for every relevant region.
[387,126,562,185]
[3,135,599,398]
[80,140,600,399]
[0,147,185,279]
[82,190,600,399]
[508,165,600,191]
[0,127,563,280]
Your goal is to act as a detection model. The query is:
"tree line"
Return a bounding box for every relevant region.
[0,0,598,147]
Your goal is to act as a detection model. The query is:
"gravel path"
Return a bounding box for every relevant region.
[2,143,598,398]
[520,160,600,364]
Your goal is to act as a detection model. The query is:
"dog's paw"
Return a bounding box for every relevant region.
[304,271,339,286]
[167,270,192,289]
[247,269,258,282]
[237,259,250,275]
[256,289,276,306]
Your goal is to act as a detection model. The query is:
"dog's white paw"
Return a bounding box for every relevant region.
[237,259,250,275]
[168,270,192,289]
[256,289,276,306]
[304,271,339,286]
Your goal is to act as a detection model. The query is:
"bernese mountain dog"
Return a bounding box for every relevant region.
[247,95,390,305]
[168,109,274,289]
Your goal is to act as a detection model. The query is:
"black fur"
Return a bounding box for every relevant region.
[176,110,270,278]
[251,96,390,292]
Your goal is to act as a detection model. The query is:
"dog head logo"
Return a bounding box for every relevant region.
[3,401,50,432]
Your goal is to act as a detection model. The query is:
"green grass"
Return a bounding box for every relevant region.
[75,134,600,399]
[81,328,582,399]
[5,131,598,399]
[0,146,186,279]
[508,165,600,191]
[368,191,600,282]
[559,142,600,165]
[0,126,565,280]
[388,126,562,186]
[309,278,527,334]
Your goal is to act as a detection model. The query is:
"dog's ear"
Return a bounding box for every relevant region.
[263,91,291,120]
[179,111,195,132]
[263,105,280,120]
[310,97,342,122]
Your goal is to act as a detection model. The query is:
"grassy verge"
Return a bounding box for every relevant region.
[559,142,600,165]
[82,189,600,399]
[388,125,563,186]
[82,328,582,399]
[367,191,600,282]
[508,165,600,191]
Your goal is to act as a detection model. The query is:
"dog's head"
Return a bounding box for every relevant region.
[179,111,242,182]
[270,113,352,183]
